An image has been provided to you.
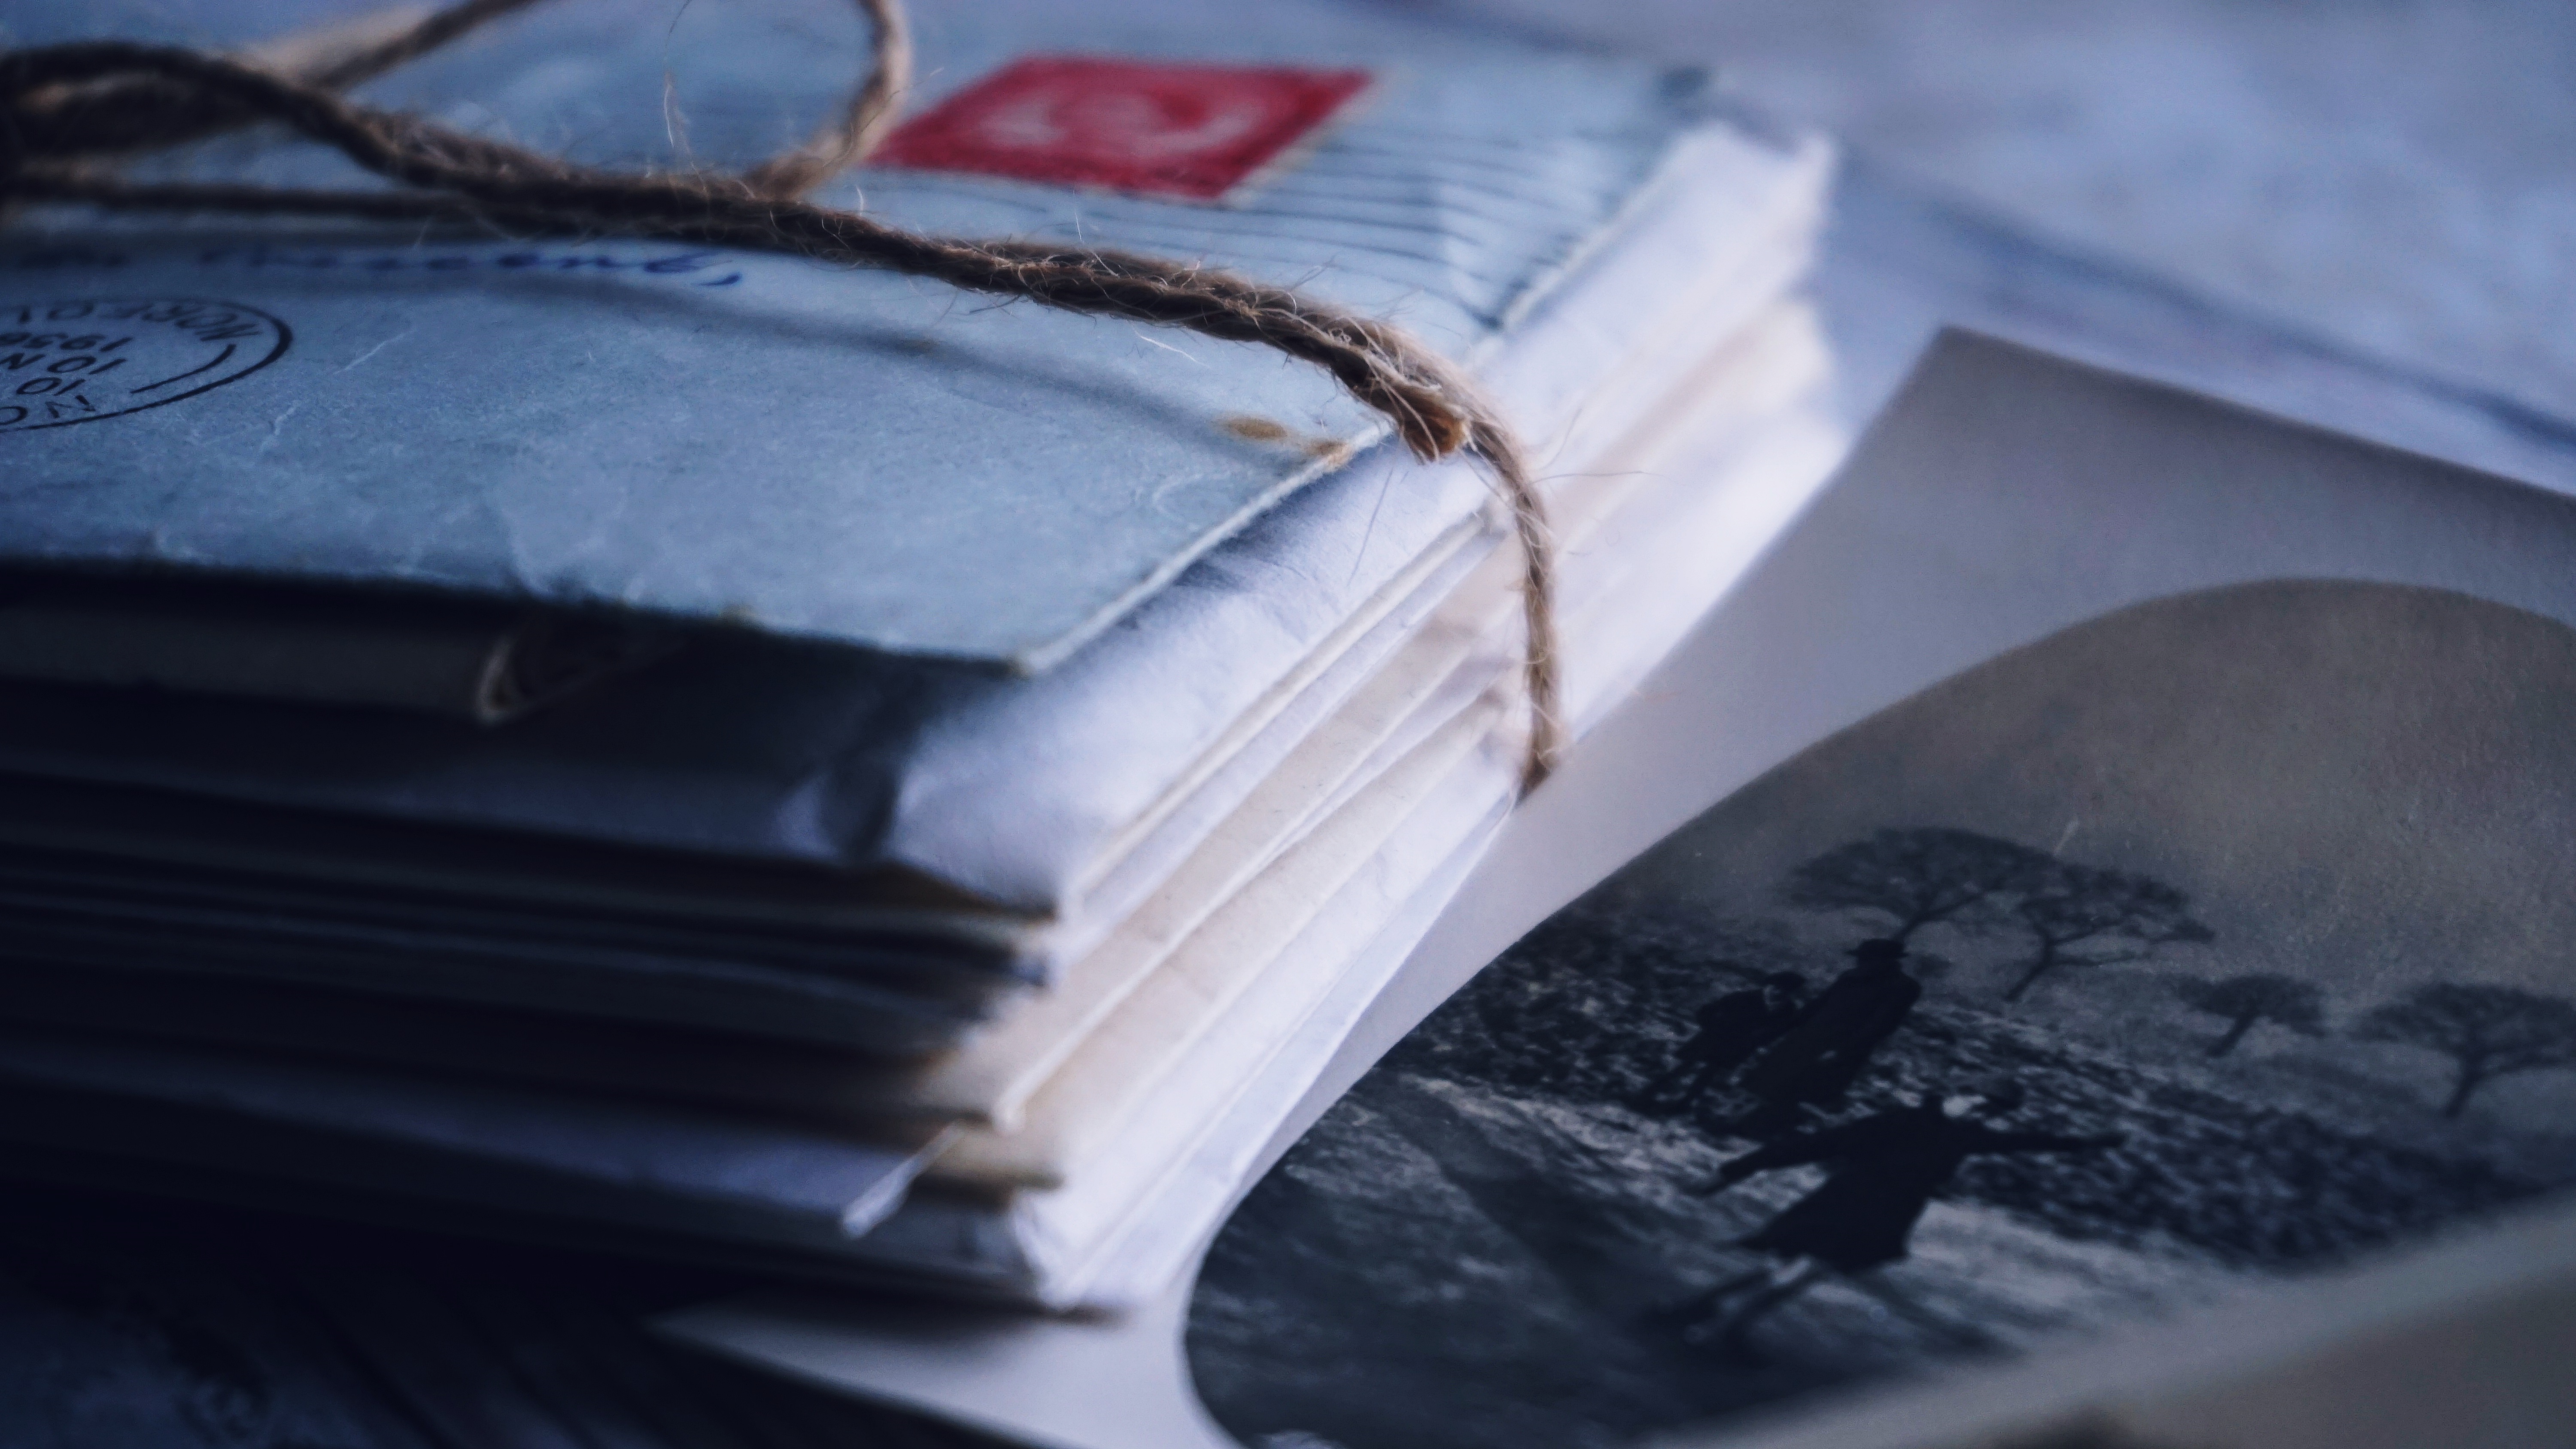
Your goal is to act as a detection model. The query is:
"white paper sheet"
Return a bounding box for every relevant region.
[662,334,2576,1449]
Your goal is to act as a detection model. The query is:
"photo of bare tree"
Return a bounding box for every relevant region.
[1189,581,2576,1449]
[1780,828,2046,944]
[2174,973,2324,1057]
[2356,984,2576,1119]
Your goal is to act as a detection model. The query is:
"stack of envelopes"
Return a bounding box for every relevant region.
[0,0,1842,1308]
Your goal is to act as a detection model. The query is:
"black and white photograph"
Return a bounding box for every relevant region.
[1188,578,2576,1449]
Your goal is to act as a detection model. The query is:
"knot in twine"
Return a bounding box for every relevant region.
[0,0,1561,787]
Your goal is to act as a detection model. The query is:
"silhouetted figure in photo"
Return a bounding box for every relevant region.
[1632,971,1808,1116]
[1664,1081,2124,1355]
[1726,939,1922,1136]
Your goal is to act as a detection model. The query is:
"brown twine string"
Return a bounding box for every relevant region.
[0,0,1561,786]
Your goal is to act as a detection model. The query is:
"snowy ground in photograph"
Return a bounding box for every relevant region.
[1190,926,2575,1449]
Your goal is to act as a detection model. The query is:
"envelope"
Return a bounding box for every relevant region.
[0,120,1834,1031]
[6,0,1711,667]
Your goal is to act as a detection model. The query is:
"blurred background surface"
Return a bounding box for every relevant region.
[1384,0,2576,482]
[1406,0,2576,418]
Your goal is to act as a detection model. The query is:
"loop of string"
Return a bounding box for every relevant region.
[0,0,1560,786]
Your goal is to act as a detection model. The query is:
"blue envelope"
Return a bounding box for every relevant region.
[2,0,1707,668]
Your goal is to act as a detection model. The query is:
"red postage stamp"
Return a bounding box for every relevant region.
[874,56,1371,201]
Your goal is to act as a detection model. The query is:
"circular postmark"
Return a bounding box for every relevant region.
[0,298,291,434]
